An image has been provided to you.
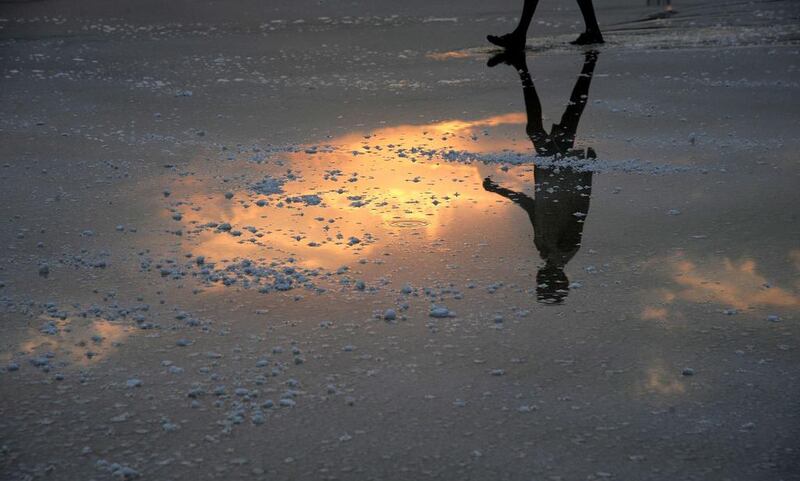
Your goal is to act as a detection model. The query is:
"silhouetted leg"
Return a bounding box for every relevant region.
[514,0,538,38]
[552,50,598,149]
[570,0,604,45]
[485,51,554,155]
[516,65,557,157]
[487,0,539,51]
[482,177,536,215]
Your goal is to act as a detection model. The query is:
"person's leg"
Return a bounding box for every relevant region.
[513,0,538,38]
[570,0,604,44]
[487,0,539,51]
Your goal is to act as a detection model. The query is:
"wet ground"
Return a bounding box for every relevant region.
[1,0,799,480]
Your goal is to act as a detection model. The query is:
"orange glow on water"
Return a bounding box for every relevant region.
[171,114,534,270]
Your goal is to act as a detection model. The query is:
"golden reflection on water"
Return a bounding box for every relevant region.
[672,257,799,311]
[16,317,131,366]
[427,50,477,61]
[791,249,800,280]
[641,253,800,322]
[173,114,533,269]
[643,363,686,395]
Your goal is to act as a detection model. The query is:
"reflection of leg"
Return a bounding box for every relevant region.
[553,51,598,147]
[487,0,539,51]
[485,51,550,155]
[482,177,536,215]
[520,73,552,156]
[571,0,604,44]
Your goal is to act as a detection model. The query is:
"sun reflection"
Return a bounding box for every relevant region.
[640,252,799,323]
[641,306,668,321]
[171,114,534,270]
[672,257,800,311]
[790,249,800,275]
[643,363,686,395]
[19,317,131,366]
[427,50,478,61]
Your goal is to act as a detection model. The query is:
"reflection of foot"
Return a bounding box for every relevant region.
[584,49,600,62]
[487,33,526,51]
[486,50,527,71]
[570,31,604,45]
[482,176,498,191]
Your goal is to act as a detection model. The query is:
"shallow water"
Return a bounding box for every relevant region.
[1,0,799,480]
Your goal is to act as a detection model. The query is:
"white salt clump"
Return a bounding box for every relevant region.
[110,465,139,479]
[288,194,322,206]
[430,306,453,318]
[126,378,142,388]
[110,412,130,423]
[161,420,179,432]
[252,411,266,425]
[251,176,286,195]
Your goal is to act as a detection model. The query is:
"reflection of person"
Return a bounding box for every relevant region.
[488,0,604,50]
[483,51,599,304]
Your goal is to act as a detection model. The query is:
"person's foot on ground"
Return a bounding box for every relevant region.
[570,31,604,45]
[486,33,526,51]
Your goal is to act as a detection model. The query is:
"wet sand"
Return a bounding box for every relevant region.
[1,0,799,480]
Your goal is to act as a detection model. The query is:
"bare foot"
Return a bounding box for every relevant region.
[486,33,526,51]
[570,31,604,45]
